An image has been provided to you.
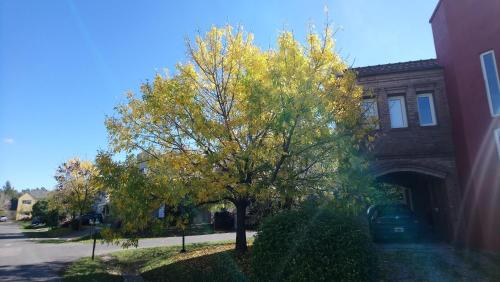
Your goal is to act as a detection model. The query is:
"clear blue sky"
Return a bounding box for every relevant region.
[0,0,438,191]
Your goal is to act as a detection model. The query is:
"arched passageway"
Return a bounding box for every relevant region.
[376,171,452,241]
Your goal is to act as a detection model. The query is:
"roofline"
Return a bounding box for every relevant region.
[353,59,442,78]
[20,192,35,198]
[21,192,48,200]
[429,0,443,23]
[356,66,442,78]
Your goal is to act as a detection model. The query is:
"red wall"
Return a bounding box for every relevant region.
[431,0,500,251]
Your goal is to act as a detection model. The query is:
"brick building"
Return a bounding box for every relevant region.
[355,60,461,241]
[354,0,500,251]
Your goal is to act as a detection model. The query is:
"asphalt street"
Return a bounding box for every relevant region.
[0,221,255,281]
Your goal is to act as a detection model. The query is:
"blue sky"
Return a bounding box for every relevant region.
[0,0,438,190]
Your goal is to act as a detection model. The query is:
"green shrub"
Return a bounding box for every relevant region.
[251,207,377,282]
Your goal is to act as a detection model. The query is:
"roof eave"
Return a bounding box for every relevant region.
[356,66,443,78]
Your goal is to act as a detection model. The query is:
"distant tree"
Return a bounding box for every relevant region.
[21,187,48,195]
[9,198,18,210]
[2,181,18,198]
[52,158,97,228]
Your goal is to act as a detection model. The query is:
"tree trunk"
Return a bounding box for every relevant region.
[235,200,248,252]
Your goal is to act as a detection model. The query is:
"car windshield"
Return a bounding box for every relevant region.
[379,205,412,216]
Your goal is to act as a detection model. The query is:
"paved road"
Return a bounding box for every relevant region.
[0,221,256,282]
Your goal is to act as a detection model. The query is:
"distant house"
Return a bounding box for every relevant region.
[16,191,49,220]
[92,191,110,219]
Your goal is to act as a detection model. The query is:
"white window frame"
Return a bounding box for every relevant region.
[480,50,500,117]
[362,98,379,129]
[495,128,500,161]
[388,96,408,128]
[416,93,437,126]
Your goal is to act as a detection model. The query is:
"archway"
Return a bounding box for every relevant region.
[376,170,451,241]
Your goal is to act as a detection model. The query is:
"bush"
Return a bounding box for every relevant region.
[46,209,59,228]
[251,206,377,282]
[32,200,49,221]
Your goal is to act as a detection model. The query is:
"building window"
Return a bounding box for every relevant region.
[480,50,500,116]
[362,98,379,128]
[388,96,408,128]
[417,93,437,126]
[22,200,31,205]
[495,129,500,161]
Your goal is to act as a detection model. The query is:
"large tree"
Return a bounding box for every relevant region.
[52,158,97,226]
[105,25,372,252]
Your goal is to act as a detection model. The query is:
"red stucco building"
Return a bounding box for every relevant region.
[430,0,500,251]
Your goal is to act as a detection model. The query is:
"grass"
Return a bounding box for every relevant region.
[62,257,121,282]
[18,221,86,241]
[73,223,217,244]
[63,236,500,282]
[21,226,74,238]
[63,241,253,282]
[139,244,251,282]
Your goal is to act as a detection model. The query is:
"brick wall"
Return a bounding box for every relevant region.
[358,68,454,161]
[357,68,463,242]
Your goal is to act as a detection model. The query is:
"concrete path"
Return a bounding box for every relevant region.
[0,221,256,282]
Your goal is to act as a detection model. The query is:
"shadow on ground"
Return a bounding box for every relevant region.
[0,261,69,282]
[62,257,121,282]
[141,249,250,282]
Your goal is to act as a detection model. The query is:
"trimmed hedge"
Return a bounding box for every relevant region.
[251,207,377,281]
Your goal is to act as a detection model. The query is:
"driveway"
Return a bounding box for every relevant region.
[377,242,500,281]
[0,221,256,282]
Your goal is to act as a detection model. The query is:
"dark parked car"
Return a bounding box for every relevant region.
[60,213,103,227]
[368,204,426,242]
[31,216,45,227]
[79,212,103,225]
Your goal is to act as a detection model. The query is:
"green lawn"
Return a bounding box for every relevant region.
[18,221,93,242]
[20,225,74,238]
[64,240,500,282]
[62,257,122,282]
[63,242,252,282]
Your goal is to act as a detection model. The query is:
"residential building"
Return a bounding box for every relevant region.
[92,191,110,220]
[430,0,500,251]
[355,59,460,241]
[15,191,48,220]
[355,0,500,252]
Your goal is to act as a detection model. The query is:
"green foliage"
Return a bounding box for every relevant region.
[251,206,378,282]
[32,200,48,219]
[52,158,97,220]
[46,209,60,227]
[1,180,18,198]
[63,257,121,282]
[372,182,406,205]
[103,23,376,251]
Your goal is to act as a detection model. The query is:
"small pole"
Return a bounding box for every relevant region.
[92,233,97,260]
[90,219,96,260]
[180,229,186,253]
